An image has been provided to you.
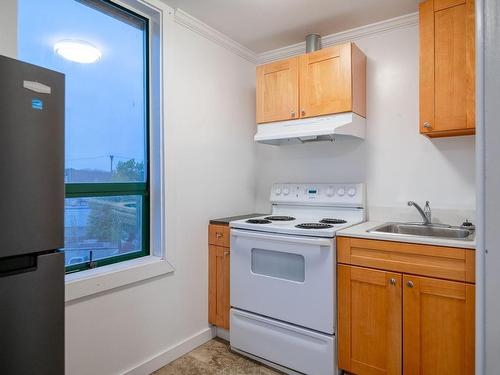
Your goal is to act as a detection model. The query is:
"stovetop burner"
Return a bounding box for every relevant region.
[320,218,348,224]
[246,219,272,224]
[264,216,296,221]
[295,223,334,229]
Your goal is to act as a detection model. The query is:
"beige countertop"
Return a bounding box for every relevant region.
[337,221,476,249]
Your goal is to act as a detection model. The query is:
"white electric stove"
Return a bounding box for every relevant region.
[229,183,365,375]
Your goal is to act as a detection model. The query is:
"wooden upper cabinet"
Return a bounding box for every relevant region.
[256,43,366,124]
[300,43,366,119]
[338,265,402,375]
[256,57,299,123]
[403,275,475,375]
[420,0,475,137]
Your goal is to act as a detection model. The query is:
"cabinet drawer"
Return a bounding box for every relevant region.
[208,224,230,247]
[337,237,475,283]
[231,308,335,375]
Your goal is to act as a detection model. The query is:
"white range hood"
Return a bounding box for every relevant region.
[254,112,366,146]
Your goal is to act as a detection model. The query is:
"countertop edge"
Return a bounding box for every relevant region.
[209,213,267,226]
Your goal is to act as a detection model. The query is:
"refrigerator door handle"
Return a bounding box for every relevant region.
[0,254,37,277]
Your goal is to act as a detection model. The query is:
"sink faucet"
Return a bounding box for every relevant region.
[408,201,432,225]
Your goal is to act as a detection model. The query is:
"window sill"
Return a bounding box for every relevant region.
[65,256,175,302]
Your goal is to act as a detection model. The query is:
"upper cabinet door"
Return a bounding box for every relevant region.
[299,44,353,118]
[420,0,475,137]
[256,57,299,124]
[403,275,475,375]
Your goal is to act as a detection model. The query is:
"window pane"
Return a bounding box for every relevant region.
[18,0,147,183]
[64,195,144,266]
[251,248,305,282]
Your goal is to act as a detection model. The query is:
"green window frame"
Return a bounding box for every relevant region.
[65,183,150,273]
[64,1,151,274]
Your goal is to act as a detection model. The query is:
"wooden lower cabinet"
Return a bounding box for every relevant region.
[337,237,475,375]
[403,275,475,375]
[208,244,230,329]
[338,265,402,375]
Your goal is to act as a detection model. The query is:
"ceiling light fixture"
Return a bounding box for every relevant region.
[54,40,102,64]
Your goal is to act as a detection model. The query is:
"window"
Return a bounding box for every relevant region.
[18,0,151,272]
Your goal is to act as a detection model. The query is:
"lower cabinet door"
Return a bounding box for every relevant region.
[403,275,475,375]
[208,245,230,329]
[338,264,402,375]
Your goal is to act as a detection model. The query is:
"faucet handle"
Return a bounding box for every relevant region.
[424,201,432,223]
[461,219,475,230]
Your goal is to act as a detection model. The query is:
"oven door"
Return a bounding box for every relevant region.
[230,229,335,334]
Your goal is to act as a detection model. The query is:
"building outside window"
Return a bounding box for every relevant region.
[18,0,151,272]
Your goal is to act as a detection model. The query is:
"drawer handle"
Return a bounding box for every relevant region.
[407,281,414,288]
[223,251,229,257]
[390,278,397,285]
[215,232,223,239]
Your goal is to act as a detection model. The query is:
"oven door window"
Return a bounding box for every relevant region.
[251,248,305,282]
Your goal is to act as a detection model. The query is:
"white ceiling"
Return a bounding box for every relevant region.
[162,0,419,53]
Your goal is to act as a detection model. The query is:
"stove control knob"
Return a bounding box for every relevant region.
[326,187,335,197]
[283,187,290,195]
[275,188,282,195]
[337,188,345,197]
[348,187,356,197]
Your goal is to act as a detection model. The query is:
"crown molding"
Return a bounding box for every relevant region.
[170,10,418,65]
[257,12,419,64]
[173,9,257,64]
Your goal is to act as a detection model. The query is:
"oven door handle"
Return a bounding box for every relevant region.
[230,229,334,247]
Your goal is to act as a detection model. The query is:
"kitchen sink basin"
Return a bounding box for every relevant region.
[368,222,475,241]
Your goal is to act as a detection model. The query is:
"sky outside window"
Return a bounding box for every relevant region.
[18,0,150,268]
[18,0,147,183]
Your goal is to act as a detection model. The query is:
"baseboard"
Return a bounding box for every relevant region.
[216,327,230,341]
[123,327,215,375]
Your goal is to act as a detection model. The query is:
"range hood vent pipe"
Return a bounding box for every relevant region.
[305,34,321,53]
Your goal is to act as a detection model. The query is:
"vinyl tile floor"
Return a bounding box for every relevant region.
[151,338,284,375]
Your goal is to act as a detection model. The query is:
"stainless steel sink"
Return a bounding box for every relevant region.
[368,222,475,241]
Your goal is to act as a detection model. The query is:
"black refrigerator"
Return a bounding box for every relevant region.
[0,55,65,375]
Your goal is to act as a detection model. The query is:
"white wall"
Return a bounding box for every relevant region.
[255,25,476,224]
[2,1,256,374]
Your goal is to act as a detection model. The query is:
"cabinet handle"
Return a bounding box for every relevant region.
[216,232,223,239]
[223,251,229,257]
[407,281,414,288]
[301,109,306,116]
[390,278,397,285]
[423,121,431,129]
[291,111,296,118]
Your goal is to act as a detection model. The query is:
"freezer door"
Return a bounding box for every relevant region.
[0,252,65,375]
[0,55,65,258]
